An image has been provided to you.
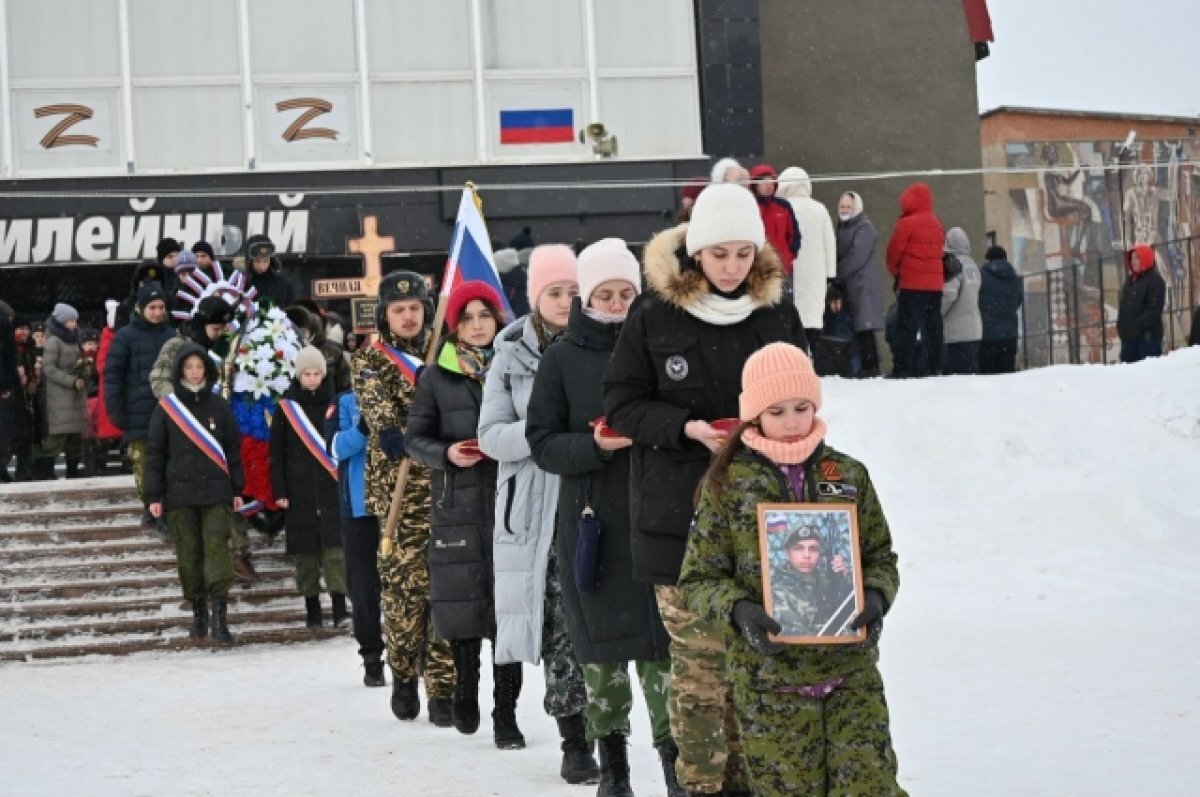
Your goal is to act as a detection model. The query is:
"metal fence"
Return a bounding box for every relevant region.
[1017,236,1198,368]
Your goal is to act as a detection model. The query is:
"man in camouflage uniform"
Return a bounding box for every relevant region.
[772,526,854,638]
[352,270,454,725]
[678,444,905,797]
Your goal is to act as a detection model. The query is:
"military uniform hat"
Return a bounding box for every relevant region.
[375,269,433,333]
[783,524,823,550]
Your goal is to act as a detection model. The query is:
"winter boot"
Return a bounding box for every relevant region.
[189,600,209,639]
[450,638,482,735]
[210,596,233,645]
[331,594,349,627]
[232,550,258,582]
[597,731,635,797]
[557,714,600,785]
[656,738,687,797]
[492,662,526,749]
[363,656,386,688]
[304,596,322,628]
[428,696,453,728]
[65,457,82,479]
[391,675,420,721]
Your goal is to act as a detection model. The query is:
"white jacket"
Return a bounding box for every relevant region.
[777,167,837,330]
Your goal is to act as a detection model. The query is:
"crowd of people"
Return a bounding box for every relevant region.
[0,159,1183,797]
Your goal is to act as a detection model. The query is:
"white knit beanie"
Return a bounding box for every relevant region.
[685,184,766,256]
[578,238,641,305]
[295,346,327,377]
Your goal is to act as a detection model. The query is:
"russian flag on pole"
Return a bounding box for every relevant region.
[441,187,514,321]
[499,108,575,145]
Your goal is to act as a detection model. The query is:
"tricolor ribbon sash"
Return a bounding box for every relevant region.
[372,340,422,385]
[160,393,228,474]
[279,399,338,481]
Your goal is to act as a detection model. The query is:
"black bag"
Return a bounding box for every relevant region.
[943,252,963,280]
[573,477,602,594]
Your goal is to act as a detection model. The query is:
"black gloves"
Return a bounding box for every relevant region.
[378,427,406,461]
[850,588,886,649]
[357,415,369,436]
[732,601,787,656]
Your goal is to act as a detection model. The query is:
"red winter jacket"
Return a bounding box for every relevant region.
[92,325,124,440]
[886,183,946,292]
[750,165,802,275]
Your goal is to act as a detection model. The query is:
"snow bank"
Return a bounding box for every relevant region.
[2,353,1199,796]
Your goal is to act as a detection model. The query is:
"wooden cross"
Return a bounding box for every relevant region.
[348,215,396,297]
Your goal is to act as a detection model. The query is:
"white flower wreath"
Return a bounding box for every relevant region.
[232,306,302,400]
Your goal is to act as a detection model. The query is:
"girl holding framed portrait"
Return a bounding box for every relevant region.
[677,342,906,797]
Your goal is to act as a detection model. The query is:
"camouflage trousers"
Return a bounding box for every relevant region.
[541,541,588,718]
[582,658,672,746]
[655,585,749,794]
[378,523,455,700]
[294,547,348,597]
[733,666,906,797]
[169,504,235,601]
[127,440,148,504]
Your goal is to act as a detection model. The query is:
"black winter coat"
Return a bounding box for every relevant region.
[104,311,175,442]
[270,378,341,554]
[1118,270,1166,342]
[528,301,669,664]
[979,259,1023,341]
[145,343,244,509]
[603,223,807,585]
[248,261,296,310]
[408,342,498,641]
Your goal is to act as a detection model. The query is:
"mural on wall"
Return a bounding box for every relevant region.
[1004,138,1199,365]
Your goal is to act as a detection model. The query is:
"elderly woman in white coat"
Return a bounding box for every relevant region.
[477,244,601,786]
[777,167,837,337]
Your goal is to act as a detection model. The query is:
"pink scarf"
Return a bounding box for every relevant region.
[740,419,827,466]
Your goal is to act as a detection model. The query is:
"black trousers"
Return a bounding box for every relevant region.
[979,339,1018,374]
[340,514,384,661]
[856,330,881,376]
[895,290,944,377]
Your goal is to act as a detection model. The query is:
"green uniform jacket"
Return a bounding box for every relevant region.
[678,444,899,691]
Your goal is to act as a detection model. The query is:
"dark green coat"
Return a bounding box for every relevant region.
[678,445,899,690]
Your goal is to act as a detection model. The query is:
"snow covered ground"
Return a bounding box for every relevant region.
[3,352,1200,796]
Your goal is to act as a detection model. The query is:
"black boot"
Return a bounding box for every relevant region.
[450,638,482,735]
[331,594,349,627]
[557,714,600,785]
[189,600,209,639]
[363,656,386,688]
[428,696,453,728]
[305,596,322,629]
[210,596,233,645]
[65,457,82,479]
[491,662,525,749]
[656,738,687,797]
[597,732,635,797]
[391,674,420,721]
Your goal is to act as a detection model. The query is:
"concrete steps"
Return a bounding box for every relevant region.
[0,476,350,661]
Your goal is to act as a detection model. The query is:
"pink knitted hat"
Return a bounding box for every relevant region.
[739,342,822,421]
[527,244,579,307]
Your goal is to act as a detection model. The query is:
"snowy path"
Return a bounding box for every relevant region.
[4,352,1200,796]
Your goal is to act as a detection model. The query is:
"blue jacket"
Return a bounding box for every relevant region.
[979,259,1023,341]
[326,390,369,519]
[104,311,175,442]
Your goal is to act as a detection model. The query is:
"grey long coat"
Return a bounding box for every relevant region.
[835,212,886,332]
[42,321,87,436]
[478,315,561,666]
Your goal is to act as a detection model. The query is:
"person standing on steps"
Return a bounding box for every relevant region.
[145,343,245,645]
[408,280,527,749]
[270,346,348,630]
[36,303,88,479]
[478,245,602,786]
[527,238,682,797]
[603,184,807,797]
[352,270,456,726]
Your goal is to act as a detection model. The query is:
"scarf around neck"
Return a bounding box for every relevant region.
[740,420,828,466]
[455,340,494,382]
[582,306,627,326]
[685,292,760,326]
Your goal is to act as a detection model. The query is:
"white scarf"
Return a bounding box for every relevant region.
[683,292,760,326]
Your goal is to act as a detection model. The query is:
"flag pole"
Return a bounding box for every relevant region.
[379,182,479,554]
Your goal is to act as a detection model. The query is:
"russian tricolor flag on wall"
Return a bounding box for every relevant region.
[499,108,575,145]
[440,188,514,321]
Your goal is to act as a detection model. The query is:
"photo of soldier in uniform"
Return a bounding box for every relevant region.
[758,504,866,644]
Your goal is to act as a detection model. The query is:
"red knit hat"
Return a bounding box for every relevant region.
[446,280,505,329]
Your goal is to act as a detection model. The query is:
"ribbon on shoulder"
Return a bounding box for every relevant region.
[160,393,228,474]
[372,339,422,385]
[279,399,338,481]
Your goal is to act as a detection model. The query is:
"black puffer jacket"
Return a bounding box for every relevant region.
[248,258,296,310]
[104,310,175,442]
[528,300,669,664]
[1117,267,1166,342]
[145,343,244,509]
[269,378,341,554]
[408,340,499,641]
[603,223,807,585]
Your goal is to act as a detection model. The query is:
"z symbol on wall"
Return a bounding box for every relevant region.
[275,98,339,142]
[34,104,99,149]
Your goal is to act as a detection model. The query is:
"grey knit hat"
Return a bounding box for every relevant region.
[52,303,79,324]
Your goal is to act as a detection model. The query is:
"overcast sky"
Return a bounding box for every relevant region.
[976,0,1200,117]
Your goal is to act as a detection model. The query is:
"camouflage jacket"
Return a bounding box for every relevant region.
[351,331,431,523]
[678,444,899,690]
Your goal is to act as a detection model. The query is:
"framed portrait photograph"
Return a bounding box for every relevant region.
[757,503,867,645]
